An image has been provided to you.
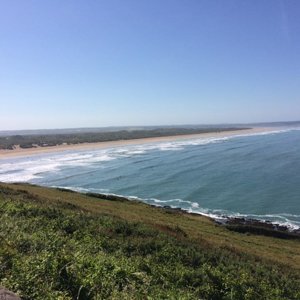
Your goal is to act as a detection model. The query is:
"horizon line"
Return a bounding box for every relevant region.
[1,120,300,133]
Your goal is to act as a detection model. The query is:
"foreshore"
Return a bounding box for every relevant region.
[0,127,275,159]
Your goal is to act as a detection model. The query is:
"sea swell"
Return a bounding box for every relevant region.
[1,127,300,232]
[0,127,296,183]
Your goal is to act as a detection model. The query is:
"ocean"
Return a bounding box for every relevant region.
[1,128,300,230]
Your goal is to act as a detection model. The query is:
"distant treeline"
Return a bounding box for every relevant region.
[0,127,248,150]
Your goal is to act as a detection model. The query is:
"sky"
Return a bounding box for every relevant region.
[0,0,300,130]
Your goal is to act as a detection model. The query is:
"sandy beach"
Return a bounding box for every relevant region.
[0,127,275,159]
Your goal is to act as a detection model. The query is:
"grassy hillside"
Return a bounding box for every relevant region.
[0,183,299,299]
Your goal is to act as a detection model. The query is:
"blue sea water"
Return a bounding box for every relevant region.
[1,128,300,229]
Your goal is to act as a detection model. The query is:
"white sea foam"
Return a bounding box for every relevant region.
[191,202,200,208]
[0,158,61,182]
[0,150,118,182]
[136,197,300,230]
[39,183,300,231]
[50,185,110,193]
[135,197,300,230]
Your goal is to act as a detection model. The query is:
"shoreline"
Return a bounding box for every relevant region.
[59,188,300,238]
[0,127,276,159]
[2,126,297,237]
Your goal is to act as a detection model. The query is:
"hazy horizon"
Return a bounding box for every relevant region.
[1,1,300,130]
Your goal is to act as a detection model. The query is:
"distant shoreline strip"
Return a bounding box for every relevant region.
[0,127,275,159]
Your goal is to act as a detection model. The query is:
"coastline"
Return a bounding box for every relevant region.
[2,125,297,235]
[0,127,275,159]
[62,188,300,238]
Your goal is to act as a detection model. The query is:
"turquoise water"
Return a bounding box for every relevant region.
[1,128,300,229]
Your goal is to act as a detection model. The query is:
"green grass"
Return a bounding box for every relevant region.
[0,183,300,299]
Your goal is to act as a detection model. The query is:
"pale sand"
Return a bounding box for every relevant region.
[0,127,276,159]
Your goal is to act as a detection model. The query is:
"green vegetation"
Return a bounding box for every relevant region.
[0,183,300,299]
[0,127,247,150]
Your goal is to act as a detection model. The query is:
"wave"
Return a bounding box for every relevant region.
[0,127,298,183]
[50,185,300,231]
[144,204,300,231]
[50,185,110,193]
[0,151,116,182]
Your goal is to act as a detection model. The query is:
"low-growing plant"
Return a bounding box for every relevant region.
[0,185,299,299]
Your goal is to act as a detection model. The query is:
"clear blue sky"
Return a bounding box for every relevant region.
[1,0,299,130]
